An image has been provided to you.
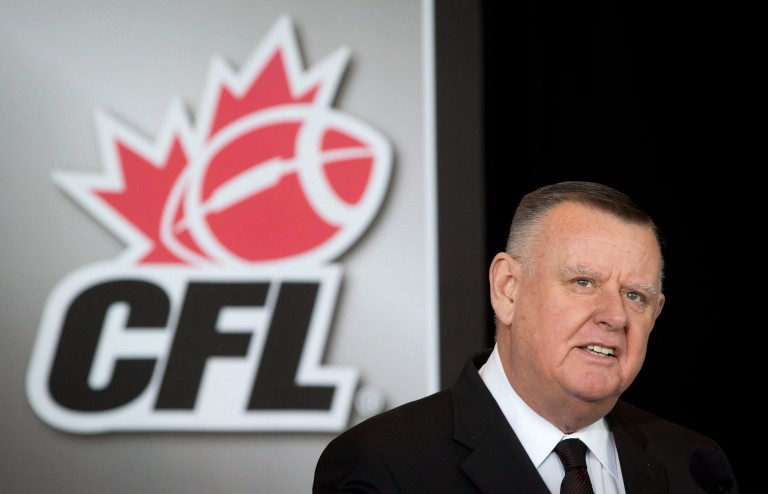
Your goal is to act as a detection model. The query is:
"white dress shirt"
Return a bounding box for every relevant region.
[479,345,626,494]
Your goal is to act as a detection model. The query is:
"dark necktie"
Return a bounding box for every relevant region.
[554,438,595,494]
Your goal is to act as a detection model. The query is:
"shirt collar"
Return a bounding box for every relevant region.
[478,344,618,477]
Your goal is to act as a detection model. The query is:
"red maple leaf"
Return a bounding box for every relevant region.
[95,136,194,263]
[209,49,319,138]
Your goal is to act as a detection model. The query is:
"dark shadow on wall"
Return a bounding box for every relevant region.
[435,0,488,391]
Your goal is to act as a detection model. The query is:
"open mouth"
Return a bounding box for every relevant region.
[586,345,615,357]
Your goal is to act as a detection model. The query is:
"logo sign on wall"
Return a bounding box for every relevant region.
[26,15,393,434]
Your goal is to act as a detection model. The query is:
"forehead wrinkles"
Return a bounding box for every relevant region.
[538,205,662,288]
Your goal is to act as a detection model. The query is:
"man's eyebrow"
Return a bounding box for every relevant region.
[627,282,660,297]
[564,264,660,296]
[563,264,598,278]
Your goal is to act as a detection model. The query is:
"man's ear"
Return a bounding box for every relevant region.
[654,293,666,320]
[489,252,518,325]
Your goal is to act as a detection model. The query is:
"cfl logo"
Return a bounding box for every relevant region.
[26,263,358,433]
[26,15,390,435]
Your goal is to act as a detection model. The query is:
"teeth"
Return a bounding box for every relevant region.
[587,345,614,356]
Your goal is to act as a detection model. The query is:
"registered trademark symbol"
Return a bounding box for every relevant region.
[354,385,386,418]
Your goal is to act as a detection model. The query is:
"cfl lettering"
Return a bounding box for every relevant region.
[26,264,358,433]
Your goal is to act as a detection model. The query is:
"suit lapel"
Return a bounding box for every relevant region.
[608,402,668,494]
[461,414,550,494]
[451,352,550,494]
[450,353,673,494]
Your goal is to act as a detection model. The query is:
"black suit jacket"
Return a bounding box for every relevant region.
[314,350,739,493]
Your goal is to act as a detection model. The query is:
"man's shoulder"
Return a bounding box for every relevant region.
[337,348,493,442]
[338,387,454,442]
[320,349,495,455]
[610,399,720,446]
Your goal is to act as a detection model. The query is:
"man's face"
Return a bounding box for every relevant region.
[501,202,665,414]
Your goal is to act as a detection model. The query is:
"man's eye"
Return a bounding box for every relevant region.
[575,279,592,288]
[625,291,646,303]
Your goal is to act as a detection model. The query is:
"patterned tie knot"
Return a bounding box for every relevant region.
[554,438,588,470]
[554,438,594,494]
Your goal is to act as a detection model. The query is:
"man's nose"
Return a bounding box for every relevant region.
[594,291,629,330]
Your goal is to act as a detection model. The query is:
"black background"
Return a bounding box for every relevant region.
[479,0,754,490]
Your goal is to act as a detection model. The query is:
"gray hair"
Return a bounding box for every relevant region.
[506,181,665,288]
